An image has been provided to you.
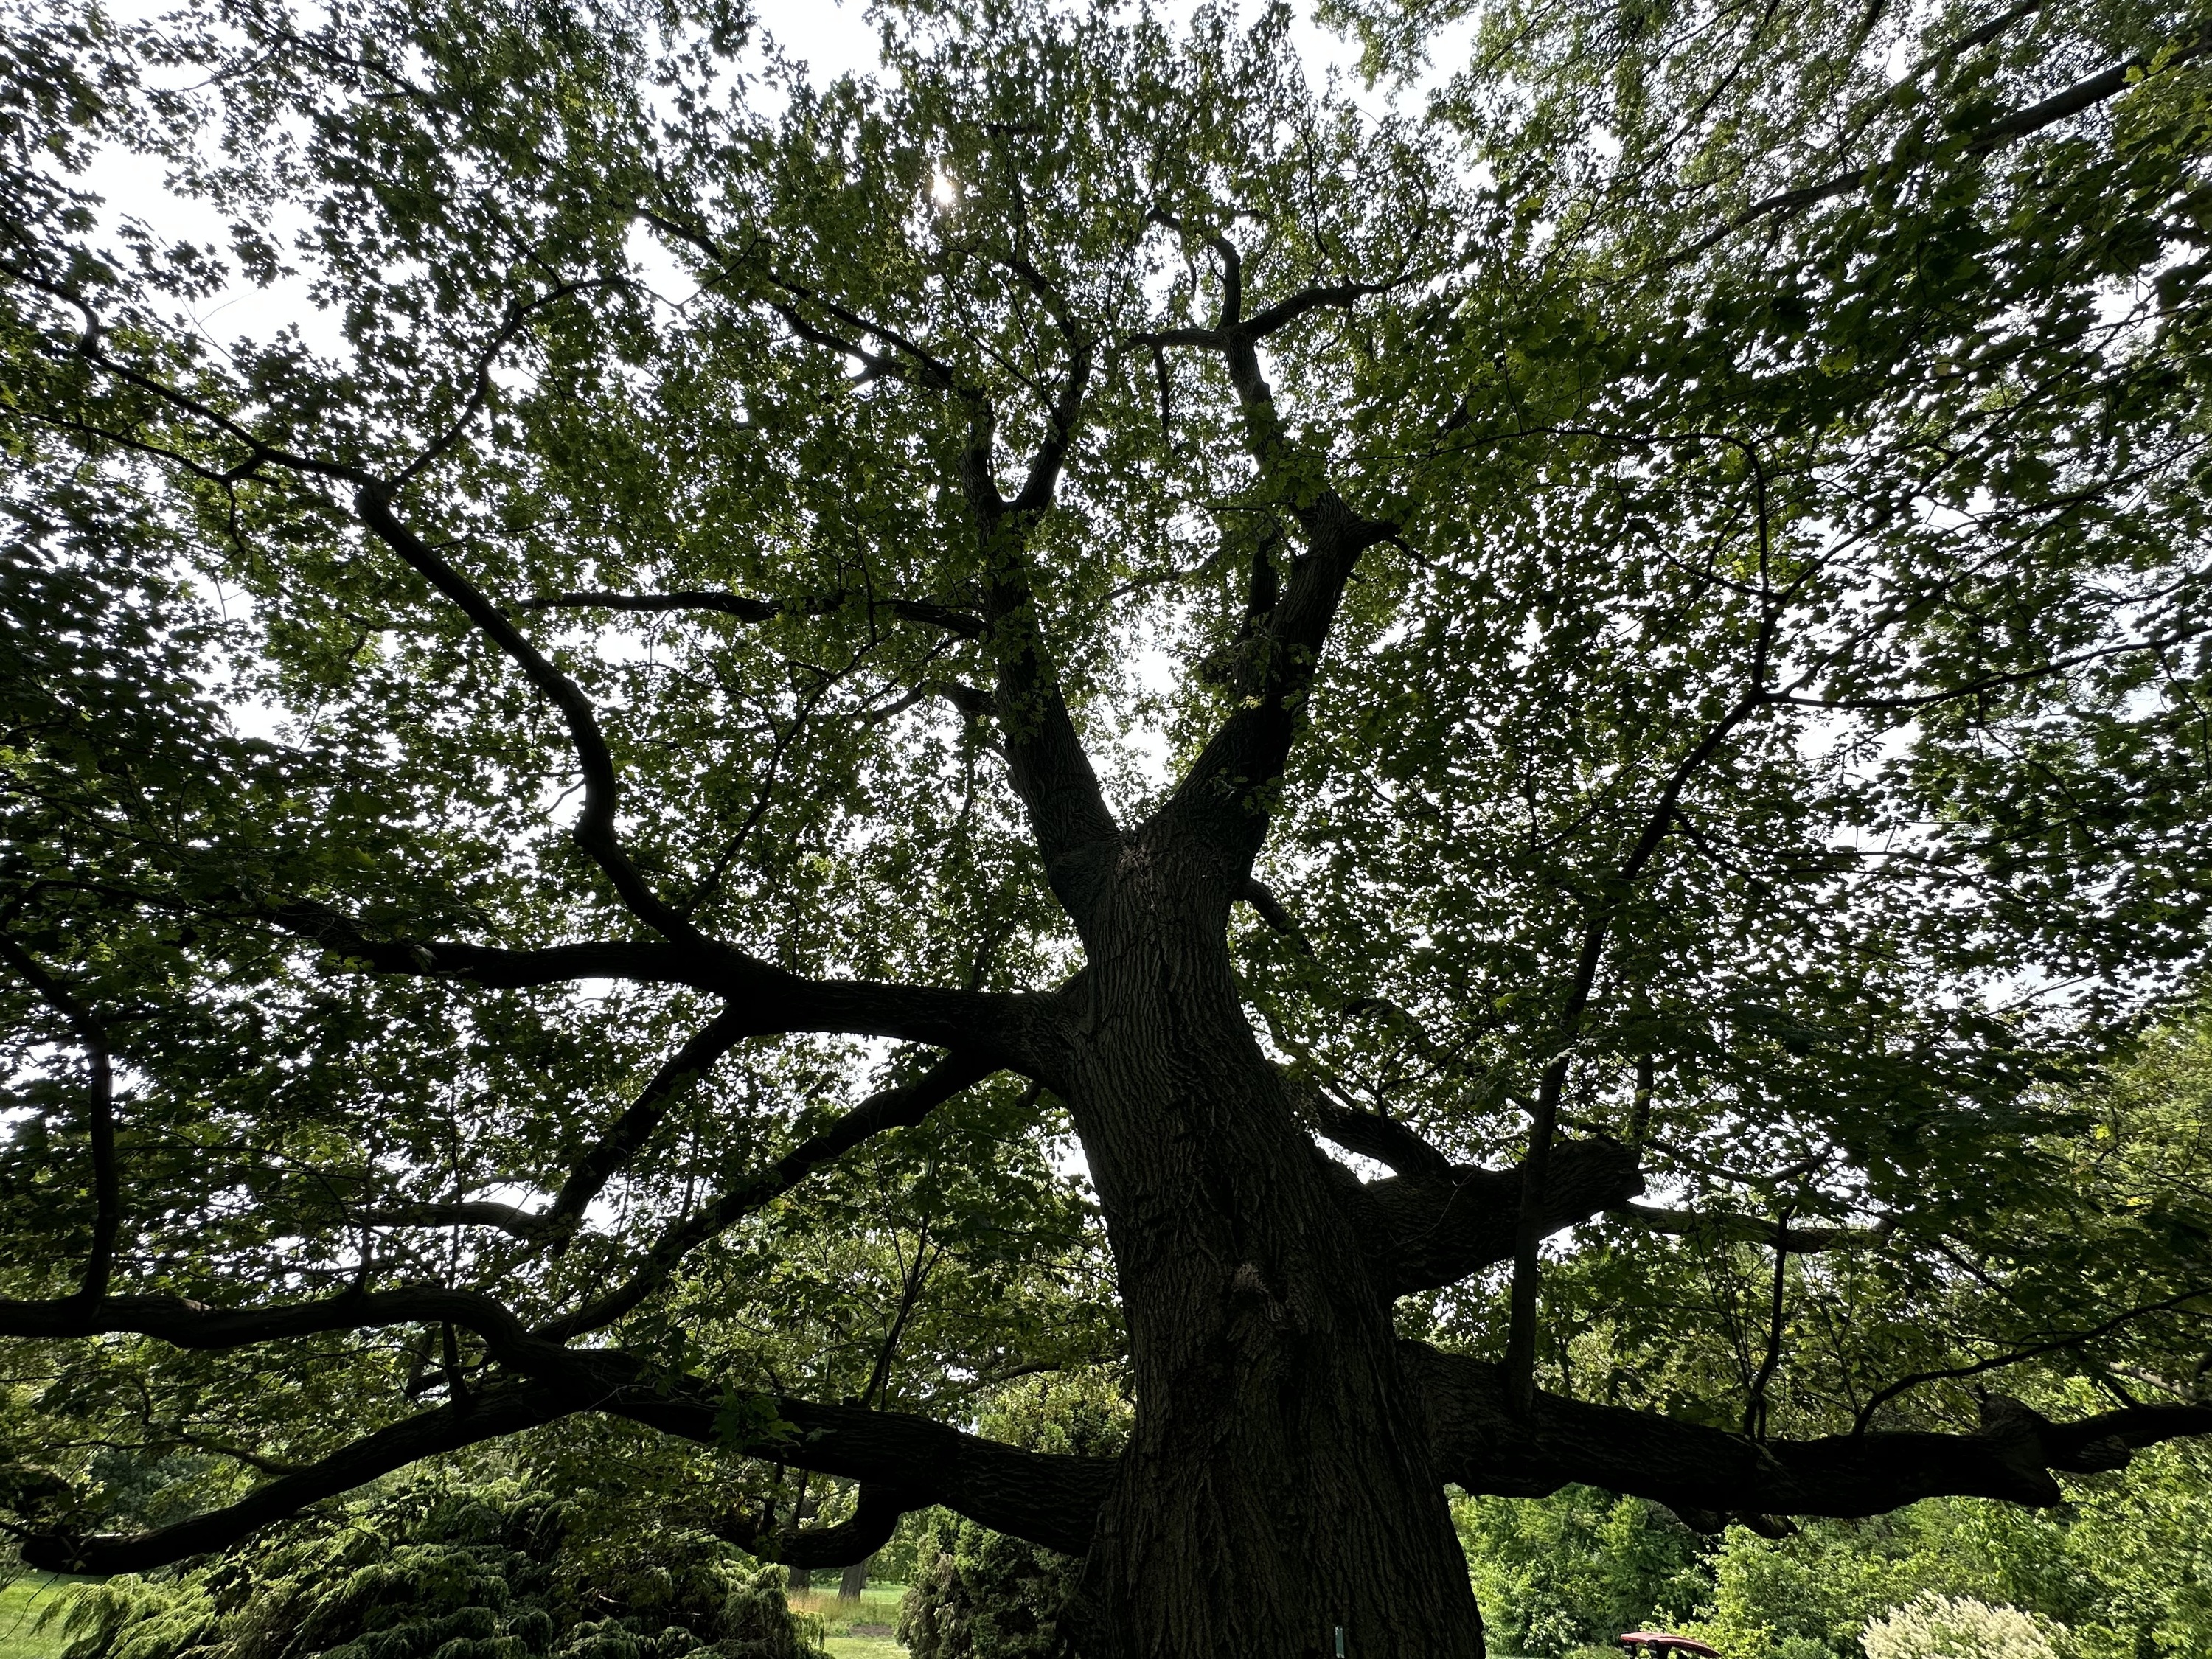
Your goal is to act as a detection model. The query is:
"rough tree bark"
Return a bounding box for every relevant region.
[1060,839,1484,1659]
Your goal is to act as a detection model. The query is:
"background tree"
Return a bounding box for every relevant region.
[1450,1486,1711,1658]
[1686,1435,2212,1659]
[6,0,2212,1654]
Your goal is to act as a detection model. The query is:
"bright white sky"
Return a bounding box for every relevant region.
[82,0,1472,355]
[752,0,1469,105]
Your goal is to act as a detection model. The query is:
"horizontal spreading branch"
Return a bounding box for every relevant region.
[0,1284,560,1368]
[1307,1093,1456,1180]
[519,589,987,639]
[267,900,1060,1064]
[716,1482,919,1569]
[569,1366,1119,1557]
[18,1382,575,1574]
[1614,1202,1896,1253]
[22,1320,2211,1575]
[625,1388,1113,1557]
[1850,1288,2212,1433]
[0,1286,1112,1569]
[1404,1343,2212,1517]
[1351,1139,1646,1298]
[0,1043,1002,1366]
[353,1199,566,1242]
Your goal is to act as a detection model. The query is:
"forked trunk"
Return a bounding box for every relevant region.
[1061,848,1484,1659]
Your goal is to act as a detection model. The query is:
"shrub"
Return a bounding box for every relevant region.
[1861,1593,2070,1659]
[52,1476,823,1659]
[896,1523,1074,1659]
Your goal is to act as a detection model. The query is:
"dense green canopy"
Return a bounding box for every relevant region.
[4,0,2212,1645]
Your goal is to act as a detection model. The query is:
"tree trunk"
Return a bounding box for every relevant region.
[1062,849,1484,1659]
[838,1557,869,1602]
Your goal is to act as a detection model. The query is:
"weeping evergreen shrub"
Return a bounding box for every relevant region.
[54,1478,822,1659]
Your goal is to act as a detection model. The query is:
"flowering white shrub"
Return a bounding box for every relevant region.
[1860,1593,2069,1659]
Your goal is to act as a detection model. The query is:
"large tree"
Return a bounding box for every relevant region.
[6,0,2212,1652]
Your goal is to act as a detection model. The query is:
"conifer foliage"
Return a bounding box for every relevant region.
[54,1481,823,1659]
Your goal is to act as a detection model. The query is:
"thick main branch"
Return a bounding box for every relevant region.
[27,1326,2212,1578]
[14,1343,1112,1573]
[1405,1343,2212,1516]
[1141,237,1397,877]
[271,900,1058,1065]
[18,1382,575,1574]
[1354,1139,1645,1298]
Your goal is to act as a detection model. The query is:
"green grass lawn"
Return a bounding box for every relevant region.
[0,1576,87,1659]
[819,1638,903,1659]
[787,1584,908,1658]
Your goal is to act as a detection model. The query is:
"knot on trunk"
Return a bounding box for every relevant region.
[1228,1259,1307,1332]
[1973,1394,2068,1503]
